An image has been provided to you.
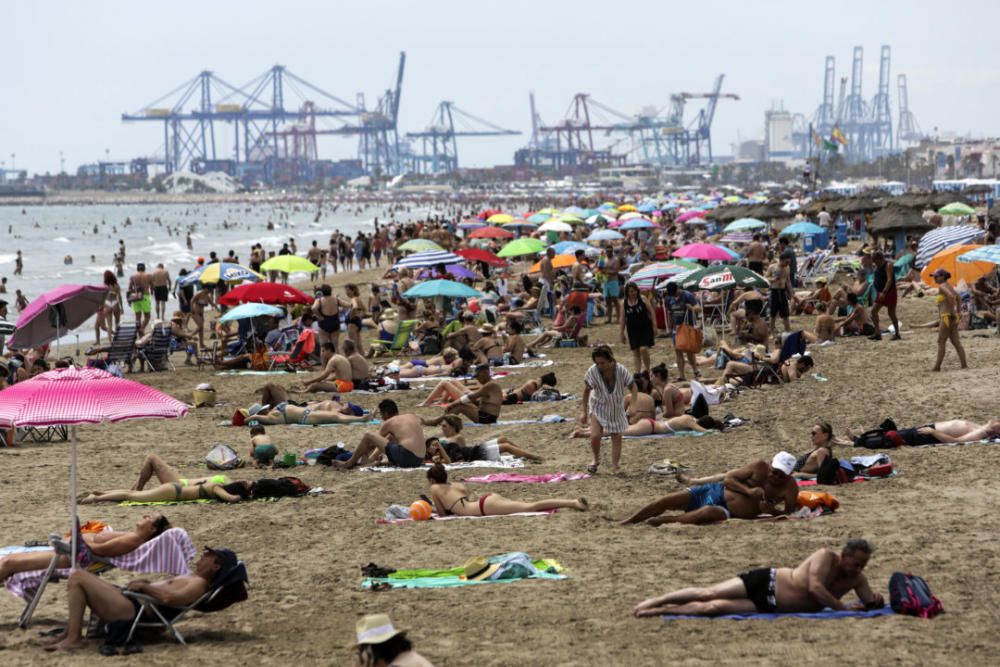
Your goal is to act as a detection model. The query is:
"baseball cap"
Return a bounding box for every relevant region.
[771,451,796,476]
[205,547,238,571]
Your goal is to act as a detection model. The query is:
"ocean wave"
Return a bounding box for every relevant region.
[53,237,71,243]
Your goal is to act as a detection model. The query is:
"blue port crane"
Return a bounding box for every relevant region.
[404,101,520,174]
[122,67,363,174]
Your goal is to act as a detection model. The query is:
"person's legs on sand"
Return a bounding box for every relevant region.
[620,490,692,524]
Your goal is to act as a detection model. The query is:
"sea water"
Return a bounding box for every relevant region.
[0,200,426,348]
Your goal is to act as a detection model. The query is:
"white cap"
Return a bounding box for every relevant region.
[771,451,796,475]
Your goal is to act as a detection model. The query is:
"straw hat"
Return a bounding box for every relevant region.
[462,556,500,581]
[478,323,495,334]
[381,308,398,320]
[354,613,405,646]
[171,311,184,321]
[814,276,828,284]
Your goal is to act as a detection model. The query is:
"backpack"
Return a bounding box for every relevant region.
[889,572,944,618]
[205,444,241,470]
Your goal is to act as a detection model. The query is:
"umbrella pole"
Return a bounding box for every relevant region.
[70,425,78,570]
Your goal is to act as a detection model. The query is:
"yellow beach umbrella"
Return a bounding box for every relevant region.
[487,213,514,224]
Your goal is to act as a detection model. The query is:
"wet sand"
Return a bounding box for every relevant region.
[1,270,999,665]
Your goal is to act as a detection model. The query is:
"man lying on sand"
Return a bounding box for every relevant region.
[0,514,171,584]
[632,539,883,617]
[620,453,799,525]
[850,418,1000,446]
[43,547,235,652]
[248,401,369,426]
[335,399,426,469]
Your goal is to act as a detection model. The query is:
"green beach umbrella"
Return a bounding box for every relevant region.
[938,202,976,217]
[260,255,319,274]
[497,237,546,258]
[398,239,445,253]
[674,264,769,291]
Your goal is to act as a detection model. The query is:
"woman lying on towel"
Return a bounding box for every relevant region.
[80,477,305,504]
[568,414,724,438]
[0,514,171,583]
[848,418,1000,446]
[427,463,587,516]
[423,415,543,463]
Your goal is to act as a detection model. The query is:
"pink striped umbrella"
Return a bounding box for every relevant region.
[8,284,108,350]
[0,367,188,566]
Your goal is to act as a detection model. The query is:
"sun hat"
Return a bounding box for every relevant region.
[478,323,495,334]
[381,308,398,320]
[354,613,405,646]
[771,451,796,476]
[171,311,184,321]
[815,276,828,284]
[462,556,500,581]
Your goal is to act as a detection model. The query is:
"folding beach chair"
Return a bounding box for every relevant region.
[369,319,418,357]
[196,340,219,370]
[270,328,316,369]
[104,324,138,373]
[122,561,249,645]
[13,527,195,628]
[19,424,70,444]
[137,324,175,372]
[751,330,807,386]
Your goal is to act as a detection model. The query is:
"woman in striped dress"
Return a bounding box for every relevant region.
[579,345,637,474]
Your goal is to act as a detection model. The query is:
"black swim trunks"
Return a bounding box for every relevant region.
[739,567,778,612]
[385,443,423,468]
[477,411,498,425]
[153,285,169,302]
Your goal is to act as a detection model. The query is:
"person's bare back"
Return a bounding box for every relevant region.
[384,413,425,457]
[329,354,352,381]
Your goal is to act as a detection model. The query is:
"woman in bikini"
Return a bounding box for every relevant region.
[394,348,469,379]
[80,480,249,504]
[649,363,690,417]
[501,372,558,405]
[426,463,587,517]
[792,422,851,476]
[931,269,968,371]
[570,414,722,438]
[312,284,345,351]
[422,414,543,463]
[344,283,367,352]
[625,372,657,424]
[130,452,230,490]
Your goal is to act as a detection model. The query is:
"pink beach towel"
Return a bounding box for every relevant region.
[463,472,591,484]
[5,527,196,601]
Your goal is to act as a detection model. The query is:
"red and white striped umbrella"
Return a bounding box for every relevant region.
[0,367,188,566]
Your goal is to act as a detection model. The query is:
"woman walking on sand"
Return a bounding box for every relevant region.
[620,282,657,373]
[931,269,968,371]
[580,345,637,475]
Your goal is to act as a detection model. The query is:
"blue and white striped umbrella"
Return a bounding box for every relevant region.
[915,225,987,268]
[393,250,463,269]
[957,244,1000,265]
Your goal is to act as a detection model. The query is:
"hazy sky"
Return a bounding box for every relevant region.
[4,0,999,174]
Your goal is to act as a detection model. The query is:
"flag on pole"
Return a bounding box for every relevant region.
[822,139,839,152]
[832,126,848,145]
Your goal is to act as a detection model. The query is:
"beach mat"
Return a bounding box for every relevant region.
[463,472,590,484]
[119,496,281,507]
[362,455,525,473]
[623,430,712,440]
[797,471,897,487]
[377,509,554,525]
[662,606,894,621]
[362,554,565,589]
[214,369,304,376]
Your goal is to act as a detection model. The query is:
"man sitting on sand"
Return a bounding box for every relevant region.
[335,399,426,469]
[632,539,883,617]
[421,363,502,425]
[620,453,799,525]
[43,547,235,652]
[293,342,354,393]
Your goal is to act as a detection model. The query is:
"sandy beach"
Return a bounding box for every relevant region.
[1,262,999,666]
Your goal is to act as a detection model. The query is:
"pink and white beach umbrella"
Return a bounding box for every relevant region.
[671,243,736,262]
[0,367,188,565]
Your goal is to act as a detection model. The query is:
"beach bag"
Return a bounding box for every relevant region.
[674,324,703,354]
[796,490,839,511]
[816,456,854,485]
[531,387,562,402]
[420,332,442,355]
[853,429,893,449]
[889,572,944,618]
[205,444,240,470]
[126,278,143,304]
